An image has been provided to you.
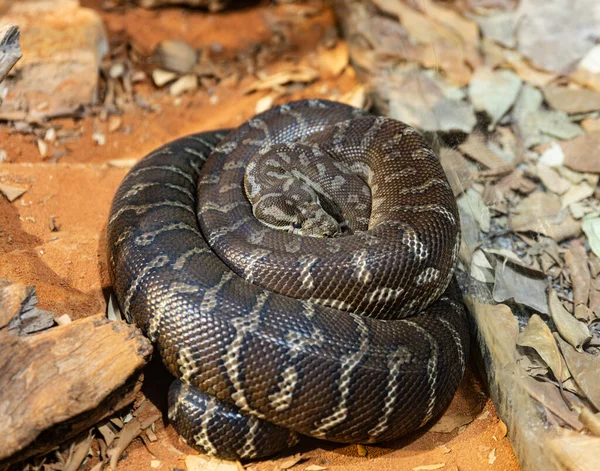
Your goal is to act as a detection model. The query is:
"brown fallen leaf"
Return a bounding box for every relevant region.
[107,417,142,470]
[564,240,591,308]
[509,191,581,242]
[276,453,305,469]
[517,314,570,382]
[549,290,591,352]
[493,260,549,314]
[556,336,600,410]
[185,455,241,471]
[317,41,349,77]
[243,67,319,94]
[430,413,474,433]
[523,376,584,431]
[549,434,600,471]
[458,132,507,169]
[439,147,473,197]
[543,86,600,114]
[575,405,600,436]
[64,430,94,471]
[560,133,600,173]
[536,163,571,195]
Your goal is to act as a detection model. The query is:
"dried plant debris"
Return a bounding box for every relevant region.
[335,0,600,465]
[0,280,57,335]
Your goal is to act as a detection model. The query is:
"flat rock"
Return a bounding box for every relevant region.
[0,0,108,117]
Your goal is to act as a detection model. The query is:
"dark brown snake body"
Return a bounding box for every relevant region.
[107,99,469,459]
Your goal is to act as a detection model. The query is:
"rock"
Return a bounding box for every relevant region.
[0,0,108,118]
[154,39,198,75]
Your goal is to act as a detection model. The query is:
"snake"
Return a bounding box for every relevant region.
[107,99,469,460]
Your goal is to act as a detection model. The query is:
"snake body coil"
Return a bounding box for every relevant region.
[107,100,469,459]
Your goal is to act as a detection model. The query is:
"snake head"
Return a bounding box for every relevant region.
[251,179,342,238]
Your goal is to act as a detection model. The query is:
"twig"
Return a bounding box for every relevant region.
[0,24,22,84]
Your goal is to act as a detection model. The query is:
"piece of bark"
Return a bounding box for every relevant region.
[0,24,21,83]
[0,314,153,465]
[466,301,565,471]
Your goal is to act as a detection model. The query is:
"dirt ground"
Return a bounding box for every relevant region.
[0,1,521,470]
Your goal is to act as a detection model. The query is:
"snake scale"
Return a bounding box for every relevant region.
[107,99,470,459]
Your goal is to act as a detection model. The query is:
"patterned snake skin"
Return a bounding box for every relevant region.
[107,99,469,459]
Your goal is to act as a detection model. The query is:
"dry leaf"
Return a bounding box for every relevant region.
[575,405,600,436]
[495,420,508,438]
[185,455,240,471]
[305,466,328,471]
[277,453,304,469]
[561,182,595,209]
[543,86,600,114]
[439,147,473,197]
[536,163,570,195]
[471,250,494,283]
[318,41,349,77]
[517,314,569,382]
[458,132,507,169]
[457,189,490,233]
[509,191,581,242]
[515,0,600,73]
[560,133,600,173]
[549,289,591,352]
[430,413,474,433]
[243,67,319,94]
[564,240,591,308]
[556,336,600,410]
[549,434,600,471]
[523,376,584,431]
[493,260,549,314]
[468,68,521,128]
[582,214,600,258]
[338,85,367,109]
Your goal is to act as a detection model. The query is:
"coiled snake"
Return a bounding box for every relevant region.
[107,99,469,459]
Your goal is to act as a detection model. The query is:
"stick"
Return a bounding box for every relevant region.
[0,24,22,83]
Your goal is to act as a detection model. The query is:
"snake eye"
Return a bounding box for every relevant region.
[292,221,302,230]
